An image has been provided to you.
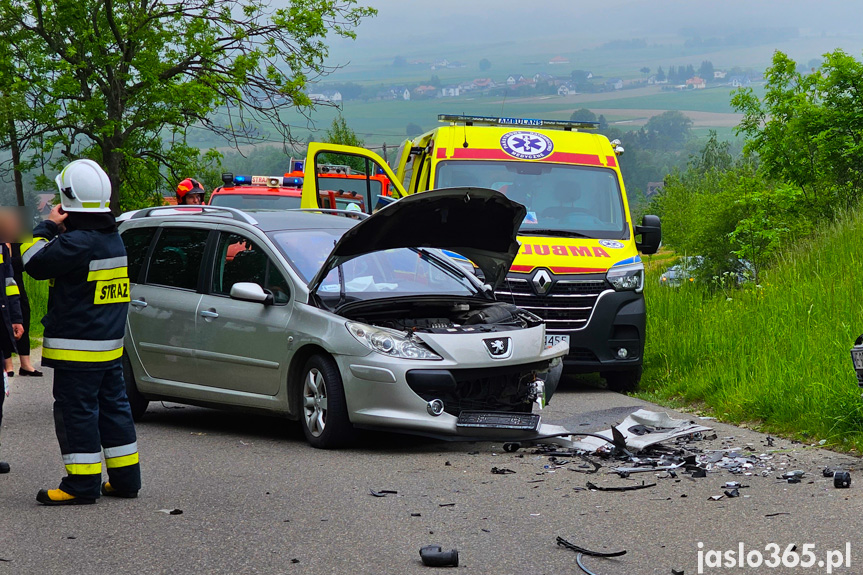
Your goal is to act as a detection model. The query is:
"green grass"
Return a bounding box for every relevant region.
[23,275,47,350]
[639,209,863,450]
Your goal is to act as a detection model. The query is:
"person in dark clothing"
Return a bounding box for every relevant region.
[3,243,42,377]
[23,159,141,506]
[0,232,24,474]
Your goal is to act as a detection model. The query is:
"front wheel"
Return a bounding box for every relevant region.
[122,353,149,421]
[602,366,642,393]
[298,354,353,449]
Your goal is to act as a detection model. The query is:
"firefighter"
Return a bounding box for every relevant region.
[0,230,24,474]
[175,178,205,205]
[23,159,141,505]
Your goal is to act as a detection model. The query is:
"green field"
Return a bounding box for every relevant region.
[639,208,863,450]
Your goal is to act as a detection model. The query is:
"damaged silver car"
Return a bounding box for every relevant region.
[120,188,567,448]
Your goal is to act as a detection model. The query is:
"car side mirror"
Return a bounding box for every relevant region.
[635,214,661,255]
[230,282,274,305]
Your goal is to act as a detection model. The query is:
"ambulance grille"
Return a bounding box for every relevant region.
[495,277,610,333]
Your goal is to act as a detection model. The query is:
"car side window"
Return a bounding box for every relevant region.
[121,227,157,283]
[212,232,290,305]
[146,227,210,290]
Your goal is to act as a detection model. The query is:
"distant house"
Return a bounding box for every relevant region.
[506,74,525,86]
[686,76,706,89]
[430,58,449,70]
[648,75,668,85]
[548,56,570,65]
[730,75,751,88]
[458,81,476,92]
[440,85,461,98]
[413,85,438,98]
[447,61,467,69]
[35,193,56,218]
[533,72,557,85]
[606,78,623,90]
[557,82,576,96]
[472,78,495,89]
[646,182,665,197]
[390,86,411,100]
[714,70,727,80]
[308,90,342,103]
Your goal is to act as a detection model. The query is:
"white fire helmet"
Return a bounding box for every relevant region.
[55,159,112,212]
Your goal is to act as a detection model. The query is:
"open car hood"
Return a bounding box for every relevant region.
[308,187,526,293]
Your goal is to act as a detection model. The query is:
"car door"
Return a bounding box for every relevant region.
[126,225,210,384]
[300,142,407,214]
[193,229,293,396]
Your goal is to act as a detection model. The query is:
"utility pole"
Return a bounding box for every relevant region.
[382,142,388,164]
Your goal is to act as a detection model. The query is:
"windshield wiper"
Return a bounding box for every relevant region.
[522,228,590,238]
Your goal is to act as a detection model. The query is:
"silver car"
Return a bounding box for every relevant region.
[120,188,568,448]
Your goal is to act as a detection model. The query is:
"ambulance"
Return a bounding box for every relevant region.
[298,117,659,390]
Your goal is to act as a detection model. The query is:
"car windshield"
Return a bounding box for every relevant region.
[268,229,478,303]
[210,193,301,210]
[435,160,627,239]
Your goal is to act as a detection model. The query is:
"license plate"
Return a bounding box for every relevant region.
[853,349,863,370]
[545,334,570,348]
[457,411,540,431]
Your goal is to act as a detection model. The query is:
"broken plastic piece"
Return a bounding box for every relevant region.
[503,442,521,452]
[576,553,600,575]
[708,495,724,501]
[782,470,804,480]
[671,570,684,575]
[724,488,739,498]
[556,536,626,557]
[586,480,655,492]
[419,545,459,567]
[491,467,516,475]
[833,471,851,488]
[690,469,707,478]
[823,467,835,478]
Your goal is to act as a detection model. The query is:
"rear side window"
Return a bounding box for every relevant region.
[121,227,156,283]
[147,228,210,290]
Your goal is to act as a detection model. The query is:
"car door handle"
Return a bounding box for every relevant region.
[200,310,219,319]
[130,299,148,308]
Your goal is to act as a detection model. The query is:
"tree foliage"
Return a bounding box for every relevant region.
[479,58,491,71]
[0,0,375,212]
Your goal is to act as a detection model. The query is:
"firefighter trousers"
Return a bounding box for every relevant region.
[53,365,141,500]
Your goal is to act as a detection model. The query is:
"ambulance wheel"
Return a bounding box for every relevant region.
[299,354,353,449]
[122,353,149,421]
[603,367,642,393]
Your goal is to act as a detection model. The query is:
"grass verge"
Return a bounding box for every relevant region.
[639,209,863,451]
[22,275,47,350]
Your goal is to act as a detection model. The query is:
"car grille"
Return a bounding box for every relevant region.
[495,276,610,333]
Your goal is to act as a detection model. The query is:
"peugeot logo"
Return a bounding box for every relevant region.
[532,269,553,295]
[483,337,512,359]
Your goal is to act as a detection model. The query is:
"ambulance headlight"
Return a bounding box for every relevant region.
[607,263,644,293]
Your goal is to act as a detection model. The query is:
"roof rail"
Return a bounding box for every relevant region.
[129,205,259,225]
[287,208,370,220]
[438,114,599,131]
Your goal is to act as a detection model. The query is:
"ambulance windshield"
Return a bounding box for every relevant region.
[435,161,627,239]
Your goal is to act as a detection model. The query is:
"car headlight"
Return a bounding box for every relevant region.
[347,322,442,360]
[607,263,645,292]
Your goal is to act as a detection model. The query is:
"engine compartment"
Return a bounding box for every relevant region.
[341,300,543,334]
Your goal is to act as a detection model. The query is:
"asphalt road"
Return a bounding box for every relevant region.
[1,363,862,575]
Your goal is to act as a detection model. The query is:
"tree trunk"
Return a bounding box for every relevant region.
[103,144,122,215]
[7,114,25,208]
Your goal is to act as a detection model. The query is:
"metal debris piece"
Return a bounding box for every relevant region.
[419,545,459,567]
[556,536,626,557]
[765,512,791,517]
[369,489,398,497]
[491,467,516,475]
[833,471,851,488]
[586,480,656,492]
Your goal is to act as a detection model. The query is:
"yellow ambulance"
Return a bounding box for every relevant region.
[298,116,660,390]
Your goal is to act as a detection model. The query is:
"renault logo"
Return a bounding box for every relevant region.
[483,337,512,359]
[532,269,553,295]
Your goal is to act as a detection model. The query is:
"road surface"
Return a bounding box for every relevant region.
[0,364,860,574]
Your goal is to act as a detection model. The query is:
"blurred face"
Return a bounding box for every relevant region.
[0,208,24,242]
[183,193,204,205]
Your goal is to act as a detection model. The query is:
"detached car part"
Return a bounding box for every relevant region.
[419,545,459,567]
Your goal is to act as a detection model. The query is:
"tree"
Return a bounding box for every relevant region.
[392,55,407,67]
[430,75,442,88]
[639,111,693,151]
[0,0,376,212]
[598,115,608,130]
[699,60,714,82]
[570,108,597,123]
[656,66,666,82]
[479,58,491,72]
[639,66,650,76]
[667,66,676,83]
[406,123,423,138]
[321,115,366,173]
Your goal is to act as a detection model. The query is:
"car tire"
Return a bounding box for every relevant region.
[122,352,149,421]
[603,366,642,393]
[299,354,353,449]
